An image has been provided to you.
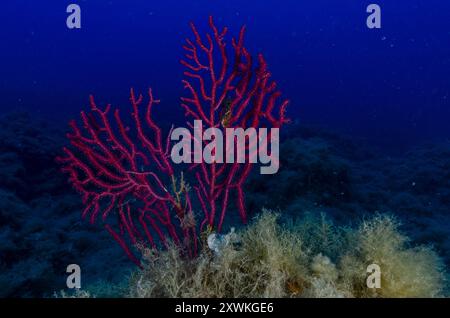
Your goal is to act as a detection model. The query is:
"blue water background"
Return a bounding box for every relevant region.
[0,1,449,150]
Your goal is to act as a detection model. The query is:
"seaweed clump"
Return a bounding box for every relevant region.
[127,210,446,298]
[339,216,445,297]
[129,212,308,298]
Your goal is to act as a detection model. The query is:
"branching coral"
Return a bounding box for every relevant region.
[180,17,289,232]
[57,89,196,266]
[57,17,289,265]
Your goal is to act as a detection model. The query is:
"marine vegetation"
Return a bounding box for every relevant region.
[127,210,446,298]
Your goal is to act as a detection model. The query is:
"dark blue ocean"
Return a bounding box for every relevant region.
[0,1,449,297]
[1,1,450,149]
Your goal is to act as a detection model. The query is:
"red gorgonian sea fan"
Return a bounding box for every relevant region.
[57,17,289,266]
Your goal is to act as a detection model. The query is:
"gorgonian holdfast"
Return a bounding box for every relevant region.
[56,16,289,266]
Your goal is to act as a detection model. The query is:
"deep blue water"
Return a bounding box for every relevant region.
[1,1,449,150]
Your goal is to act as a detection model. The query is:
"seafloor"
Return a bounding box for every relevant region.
[0,111,449,297]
